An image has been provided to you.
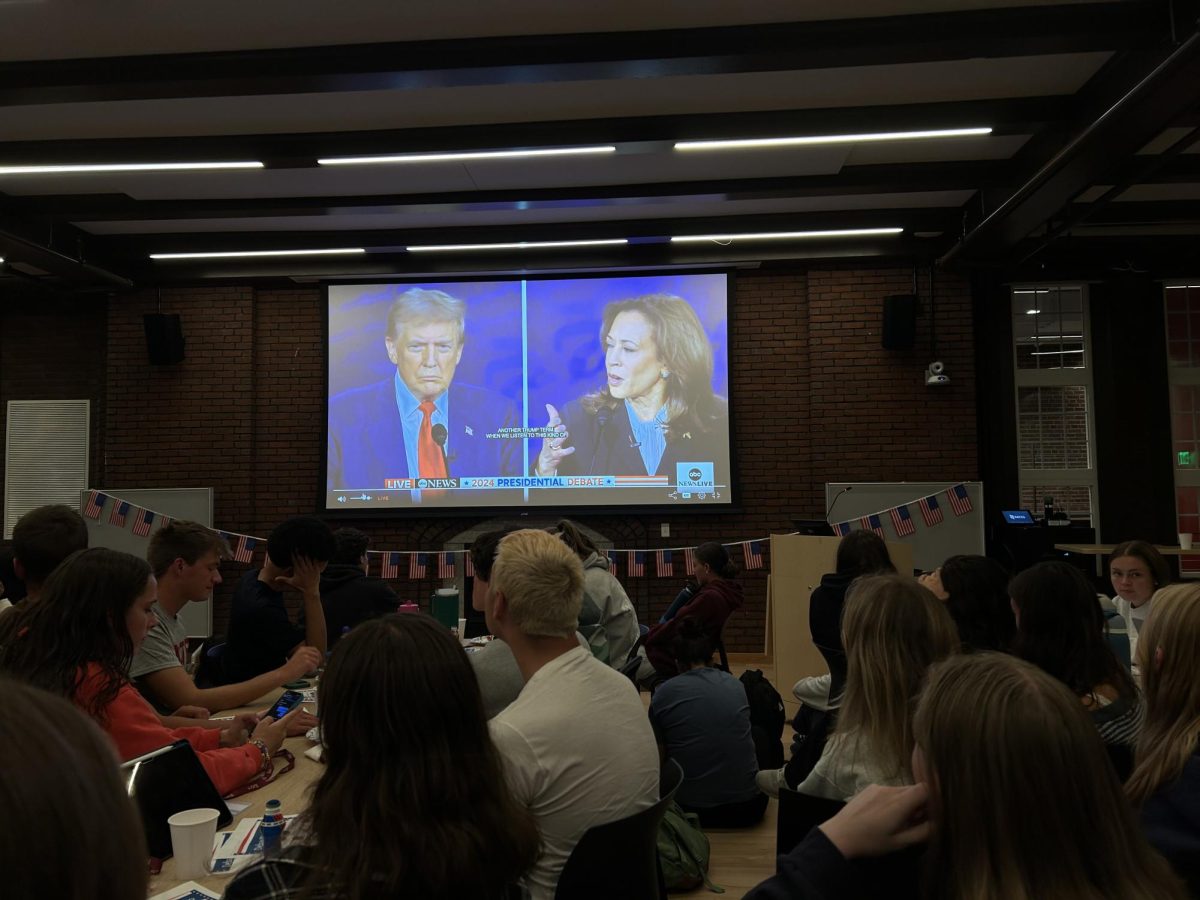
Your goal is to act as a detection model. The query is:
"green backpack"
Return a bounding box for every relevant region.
[657,801,724,893]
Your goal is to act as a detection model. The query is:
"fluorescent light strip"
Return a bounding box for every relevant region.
[1013,289,1053,295]
[150,248,365,260]
[675,127,992,152]
[1025,309,1041,315]
[1031,349,1086,356]
[0,161,263,175]
[406,239,628,252]
[319,146,616,166]
[671,228,902,243]
[1166,285,1200,289]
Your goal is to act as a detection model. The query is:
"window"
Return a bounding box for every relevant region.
[1011,286,1097,525]
[1165,284,1200,575]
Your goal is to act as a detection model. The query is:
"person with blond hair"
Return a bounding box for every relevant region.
[746,653,1188,900]
[482,528,658,900]
[1126,583,1200,893]
[790,574,959,801]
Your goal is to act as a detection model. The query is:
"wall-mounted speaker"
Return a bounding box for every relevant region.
[143,313,185,365]
[881,293,918,350]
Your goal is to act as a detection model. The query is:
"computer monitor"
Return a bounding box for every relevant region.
[1002,509,1036,525]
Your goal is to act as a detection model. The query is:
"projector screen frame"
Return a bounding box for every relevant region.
[318,267,742,519]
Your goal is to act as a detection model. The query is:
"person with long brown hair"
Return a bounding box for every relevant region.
[1010,561,1142,776]
[225,613,540,900]
[746,653,1188,900]
[794,574,959,800]
[1109,539,1172,663]
[0,547,294,795]
[1126,583,1200,893]
[0,678,149,900]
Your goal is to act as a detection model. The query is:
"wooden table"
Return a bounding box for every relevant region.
[1054,543,1196,556]
[146,691,322,897]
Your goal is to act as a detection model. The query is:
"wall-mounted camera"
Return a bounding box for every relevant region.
[925,360,950,386]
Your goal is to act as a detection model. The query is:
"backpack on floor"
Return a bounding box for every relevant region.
[740,669,786,769]
[657,801,723,893]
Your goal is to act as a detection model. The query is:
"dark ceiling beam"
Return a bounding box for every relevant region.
[14,161,1000,223]
[92,207,958,259]
[1067,199,1200,225]
[940,23,1200,268]
[0,215,132,287]
[0,96,1060,166]
[0,3,1160,106]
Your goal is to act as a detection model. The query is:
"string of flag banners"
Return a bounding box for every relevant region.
[82,490,772,578]
[830,483,974,538]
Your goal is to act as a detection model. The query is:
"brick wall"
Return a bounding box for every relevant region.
[0,268,979,651]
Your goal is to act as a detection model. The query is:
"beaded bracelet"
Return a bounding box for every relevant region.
[249,738,272,773]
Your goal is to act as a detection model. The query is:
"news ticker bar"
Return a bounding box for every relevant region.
[388,476,670,489]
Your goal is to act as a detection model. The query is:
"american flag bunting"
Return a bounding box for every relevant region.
[744,540,764,570]
[861,515,885,538]
[109,501,130,527]
[84,490,106,520]
[409,552,426,579]
[655,550,673,578]
[234,535,257,563]
[832,521,851,537]
[947,484,973,516]
[684,548,697,575]
[607,551,618,575]
[890,505,917,537]
[918,495,944,527]
[629,551,645,577]
[437,551,455,579]
[131,508,155,537]
[381,552,400,579]
[464,553,474,578]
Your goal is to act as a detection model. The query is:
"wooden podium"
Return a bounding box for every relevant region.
[767,534,913,715]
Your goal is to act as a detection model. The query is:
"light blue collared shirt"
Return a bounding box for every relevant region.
[394,372,450,480]
[625,400,667,475]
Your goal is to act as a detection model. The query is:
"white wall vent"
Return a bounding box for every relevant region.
[4,400,90,539]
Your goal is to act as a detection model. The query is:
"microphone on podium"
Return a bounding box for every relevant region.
[826,485,853,522]
[431,423,451,475]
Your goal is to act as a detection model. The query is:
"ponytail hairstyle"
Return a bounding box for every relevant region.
[695,542,737,580]
[1127,583,1200,805]
[915,653,1187,900]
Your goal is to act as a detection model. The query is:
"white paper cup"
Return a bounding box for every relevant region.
[168,807,220,878]
[1180,533,1193,551]
[457,617,467,638]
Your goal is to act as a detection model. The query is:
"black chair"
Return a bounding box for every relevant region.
[775,790,845,862]
[714,635,730,673]
[554,758,684,900]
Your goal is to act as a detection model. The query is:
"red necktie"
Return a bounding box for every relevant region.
[418,400,448,480]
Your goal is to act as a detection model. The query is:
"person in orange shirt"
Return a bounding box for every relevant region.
[0,546,297,796]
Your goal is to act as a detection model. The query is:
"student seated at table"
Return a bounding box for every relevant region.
[0,547,296,796]
[1,678,149,900]
[130,522,322,714]
[484,529,659,900]
[217,516,335,685]
[745,653,1188,900]
[1126,583,1200,893]
[649,616,766,827]
[1109,539,1172,664]
[918,554,1015,653]
[1011,561,1143,778]
[760,575,958,800]
[2,503,88,612]
[225,614,540,900]
[318,527,398,651]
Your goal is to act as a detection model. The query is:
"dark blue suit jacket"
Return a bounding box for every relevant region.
[328,378,520,489]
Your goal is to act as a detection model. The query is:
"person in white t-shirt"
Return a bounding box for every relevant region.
[484,529,660,900]
[1109,540,1171,664]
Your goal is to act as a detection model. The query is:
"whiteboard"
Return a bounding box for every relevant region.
[80,488,215,638]
[824,481,985,573]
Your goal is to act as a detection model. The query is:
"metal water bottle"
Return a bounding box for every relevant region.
[260,799,285,851]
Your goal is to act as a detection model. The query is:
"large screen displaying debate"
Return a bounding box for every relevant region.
[324,272,732,512]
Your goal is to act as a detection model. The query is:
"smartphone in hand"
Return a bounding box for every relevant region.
[267,690,304,720]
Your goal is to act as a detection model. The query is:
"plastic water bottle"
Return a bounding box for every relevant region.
[260,799,285,851]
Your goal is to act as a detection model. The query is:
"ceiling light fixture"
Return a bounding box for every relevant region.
[674,127,992,152]
[319,146,616,166]
[150,248,365,260]
[1025,308,1041,315]
[671,227,903,243]
[1013,289,1053,295]
[1030,349,1086,356]
[0,161,264,175]
[406,238,628,252]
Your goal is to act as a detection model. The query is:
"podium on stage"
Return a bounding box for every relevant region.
[767,534,913,715]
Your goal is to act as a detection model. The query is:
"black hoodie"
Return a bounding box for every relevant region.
[318,563,398,649]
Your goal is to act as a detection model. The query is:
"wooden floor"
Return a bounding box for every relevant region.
[649,654,782,898]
